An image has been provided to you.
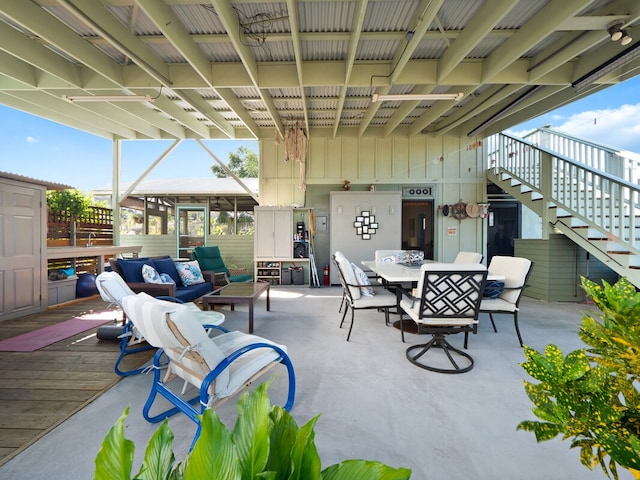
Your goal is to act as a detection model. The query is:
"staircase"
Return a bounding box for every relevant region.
[485,128,640,287]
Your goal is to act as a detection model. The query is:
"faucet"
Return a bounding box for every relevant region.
[87,233,96,247]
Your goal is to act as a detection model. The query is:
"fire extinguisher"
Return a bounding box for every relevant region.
[323,265,330,286]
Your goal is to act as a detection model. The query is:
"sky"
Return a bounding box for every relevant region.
[1,76,640,192]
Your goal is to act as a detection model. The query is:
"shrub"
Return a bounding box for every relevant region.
[518,276,640,480]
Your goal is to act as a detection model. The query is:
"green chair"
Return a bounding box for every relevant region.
[191,246,253,286]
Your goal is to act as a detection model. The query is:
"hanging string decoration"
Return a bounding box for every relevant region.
[284,121,308,191]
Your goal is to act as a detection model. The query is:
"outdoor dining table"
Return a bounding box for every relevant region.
[361,259,505,334]
[361,260,506,284]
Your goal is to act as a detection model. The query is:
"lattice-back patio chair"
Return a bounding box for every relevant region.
[95,271,225,376]
[121,292,295,449]
[398,263,487,373]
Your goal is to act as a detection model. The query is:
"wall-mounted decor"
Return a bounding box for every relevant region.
[353,210,378,240]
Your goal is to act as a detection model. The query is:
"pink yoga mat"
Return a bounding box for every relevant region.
[0,310,120,352]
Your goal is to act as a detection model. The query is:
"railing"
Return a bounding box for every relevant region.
[485,132,640,256]
[522,127,640,184]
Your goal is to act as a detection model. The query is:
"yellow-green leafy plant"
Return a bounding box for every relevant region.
[94,382,411,480]
[518,276,640,480]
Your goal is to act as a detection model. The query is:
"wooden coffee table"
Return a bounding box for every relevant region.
[202,282,270,333]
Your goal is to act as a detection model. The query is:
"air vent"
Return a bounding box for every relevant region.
[402,186,434,198]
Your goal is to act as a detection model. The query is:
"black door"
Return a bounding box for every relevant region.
[402,200,434,260]
[486,202,521,263]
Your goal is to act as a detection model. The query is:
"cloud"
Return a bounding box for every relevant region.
[25,136,38,143]
[510,104,640,153]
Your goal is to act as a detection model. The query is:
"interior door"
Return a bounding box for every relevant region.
[176,205,207,259]
[402,200,434,260]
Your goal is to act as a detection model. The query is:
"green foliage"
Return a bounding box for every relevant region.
[46,189,91,218]
[518,276,640,480]
[211,145,258,178]
[94,382,411,480]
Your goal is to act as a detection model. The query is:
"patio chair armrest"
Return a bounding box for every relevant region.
[228,267,249,276]
[127,282,177,297]
[202,270,229,287]
[200,342,293,406]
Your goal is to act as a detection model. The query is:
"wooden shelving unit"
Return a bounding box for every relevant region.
[255,261,281,285]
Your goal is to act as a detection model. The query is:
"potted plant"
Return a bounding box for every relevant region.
[94,381,412,479]
[518,276,640,480]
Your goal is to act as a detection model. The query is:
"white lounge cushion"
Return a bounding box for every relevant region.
[123,293,286,399]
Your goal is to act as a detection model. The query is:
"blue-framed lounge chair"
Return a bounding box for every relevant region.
[95,271,225,376]
[121,292,295,449]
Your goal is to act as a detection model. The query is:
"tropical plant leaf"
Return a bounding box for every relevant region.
[135,420,175,480]
[232,383,273,480]
[183,408,241,480]
[94,406,135,480]
[321,459,411,480]
[562,350,590,382]
[516,420,561,442]
[266,406,299,479]
[288,414,322,480]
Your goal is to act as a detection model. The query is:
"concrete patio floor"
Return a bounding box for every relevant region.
[0,286,631,479]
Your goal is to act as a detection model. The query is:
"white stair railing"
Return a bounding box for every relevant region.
[485,132,640,256]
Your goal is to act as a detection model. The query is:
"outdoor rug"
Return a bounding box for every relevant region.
[0,310,119,352]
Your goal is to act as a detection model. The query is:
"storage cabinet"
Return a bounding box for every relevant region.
[254,206,310,285]
[254,207,292,259]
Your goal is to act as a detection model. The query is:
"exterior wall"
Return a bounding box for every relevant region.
[259,131,487,264]
[515,234,618,302]
[119,234,254,272]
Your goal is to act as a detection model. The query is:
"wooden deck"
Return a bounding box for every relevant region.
[0,296,153,466]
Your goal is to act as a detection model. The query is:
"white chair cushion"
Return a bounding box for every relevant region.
[454,251,483,264]
[351,287,396,308]
[335,253,361,300]
[400,297,478,326]
[487,256,531,304]
[479,297,518,313]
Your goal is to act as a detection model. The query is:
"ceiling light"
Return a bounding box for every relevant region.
[620,31,633,46]
[371,92,464,102]
[608,20,624,41]
[63,94,155,103]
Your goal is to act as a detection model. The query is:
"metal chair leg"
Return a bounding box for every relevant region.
[513,312,524,347]
[489,313,498,332]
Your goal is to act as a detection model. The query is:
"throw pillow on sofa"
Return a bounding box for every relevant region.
[142,264,163,284]
[175,261,205,286]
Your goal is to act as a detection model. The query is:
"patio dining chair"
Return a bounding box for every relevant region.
[95,271,225,376]
[333,251,398,341]
[121,292,295,449]
[453,251,483,264]
[398,263,487,373]
[479,256,534,346]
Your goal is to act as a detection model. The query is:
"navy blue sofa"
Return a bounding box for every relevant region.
[109,256,213,303]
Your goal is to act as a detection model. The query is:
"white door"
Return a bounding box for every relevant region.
[0,178,45,320]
